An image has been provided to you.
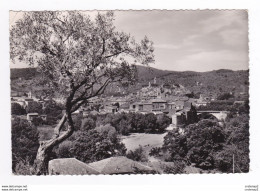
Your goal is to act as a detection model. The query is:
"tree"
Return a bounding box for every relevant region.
[163,120,225,169]
[126,146,148,162]
[43,100,63,117]
[117,119,132,135]
[32,116,44,126]
[10,11,154,174]
[26,101,43,114]
[43,100,64,125]
[215,114,249,173]
[56,129,126,163]
[12,117,40,173]
[217,92,234,100]
[95,123,117,141]
[143,113,158,133]
[11,102,26,115]
[81,117,96,131]
[156,114,171,132]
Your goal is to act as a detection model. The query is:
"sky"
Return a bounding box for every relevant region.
[9,10,249,72]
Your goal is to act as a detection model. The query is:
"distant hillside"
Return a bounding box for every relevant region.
[10,68,38,79]
[136,65,249,98]
[10,66,249,99]
[136,65,172,81]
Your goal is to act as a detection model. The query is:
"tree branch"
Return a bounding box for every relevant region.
[53,114,67,138]
[71,78,111,112]
[105,49,128,59]
[42,45,57,56]
[55,16,66,25]
[101,38,106,55]
[63,30,76,43]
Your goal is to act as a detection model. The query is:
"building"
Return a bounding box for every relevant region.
[130,99,168,113]
[102,105,118,113]
[151,99,167,111]
[171,105,198,127]
[27,113,39,121]
[130,101,153,113]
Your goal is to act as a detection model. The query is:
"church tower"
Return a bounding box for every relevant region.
[154,77,157,84]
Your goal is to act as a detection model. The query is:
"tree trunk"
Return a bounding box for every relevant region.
[34,142,52,175]
[34,112,74,175]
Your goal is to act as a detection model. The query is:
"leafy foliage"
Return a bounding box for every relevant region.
[160,162,186,174]
[26,101,43,114]
[55,129,126,163]
[11,102,26,115]
[14,157,37,175]
[96,112,171,135]
[161,111,249,173]
[217,92,234,100]
[197,101,234,111]
[163,120,225,170]
[32,116,44,126]
[11,117,40,172]
[43,100,63,125]
[126,146,148,162]
[214,114,249,172]
[80,117,96,131]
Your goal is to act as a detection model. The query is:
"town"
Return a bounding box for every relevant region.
[11,76,246,127]
[9,10,250,175]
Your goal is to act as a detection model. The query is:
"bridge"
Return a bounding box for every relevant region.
[197,110,229,121]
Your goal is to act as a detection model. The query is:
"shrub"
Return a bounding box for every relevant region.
[73,114,83,131]
[149,147,162,157]
[162,120,225,170]
[12,117,39,172]
[217,93,234,100]
[43,100,63,125]
[95,112,170,135]
[11,102,26,115]
[161,161,185,174]
[26,101,43,114]
[117,119,132,135]
[81,117,96,131]
[14,157,36,175]
[126,146,148,162]
[216,114,250,173]
[156,114,172,133]
[55,140,74,158]
[32,116,44,126]
[56,129,126,163]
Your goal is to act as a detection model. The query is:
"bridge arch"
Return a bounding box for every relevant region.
[197,111,228,121]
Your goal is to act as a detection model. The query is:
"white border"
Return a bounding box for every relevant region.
[1,0,260,190]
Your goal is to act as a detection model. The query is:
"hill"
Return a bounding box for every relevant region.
[10,66,249,100]
[10,68,38,80]
[135,65,249,98]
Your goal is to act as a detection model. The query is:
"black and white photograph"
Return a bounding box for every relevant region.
[9,10,250,176]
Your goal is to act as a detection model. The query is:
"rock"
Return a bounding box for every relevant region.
[48,158,100,175]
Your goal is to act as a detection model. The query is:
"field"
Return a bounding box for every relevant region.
[121,133,166,161]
